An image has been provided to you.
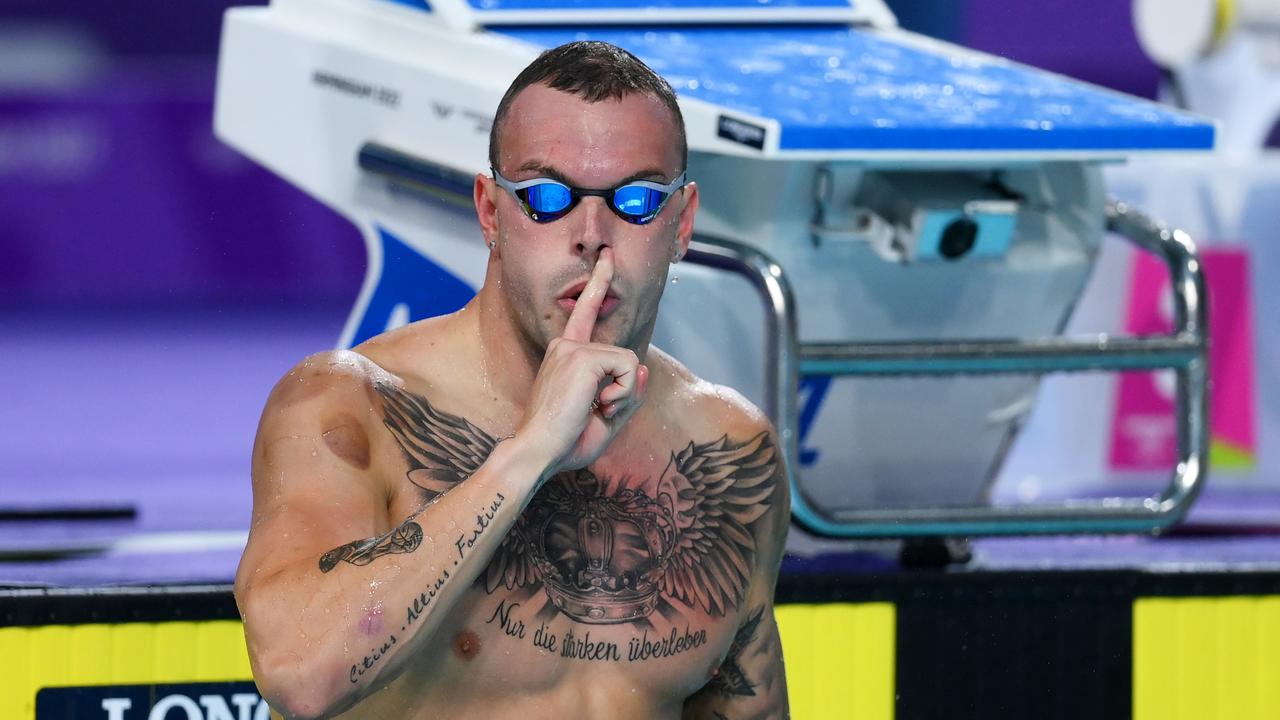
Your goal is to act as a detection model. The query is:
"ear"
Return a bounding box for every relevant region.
[673,181,698,261]
[474,172,500,248]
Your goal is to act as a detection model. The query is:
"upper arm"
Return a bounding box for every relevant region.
[235,351,391,599]
[685,404,792,720]
[683,587,789,720]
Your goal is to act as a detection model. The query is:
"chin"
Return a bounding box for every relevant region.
[590,319,634,349]
[587,326,623,347]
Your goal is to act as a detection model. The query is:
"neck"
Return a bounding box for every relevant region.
[469,287,542,409]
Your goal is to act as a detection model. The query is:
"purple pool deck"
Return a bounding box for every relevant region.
[1,305,1278,588]
[0,304,346,587]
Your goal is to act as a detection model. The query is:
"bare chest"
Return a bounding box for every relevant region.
[369,381,779,704]
[384,458,768,702]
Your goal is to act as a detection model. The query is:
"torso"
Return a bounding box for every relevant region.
[329,315,777,719]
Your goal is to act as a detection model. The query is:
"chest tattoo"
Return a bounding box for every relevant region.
[324,383,777,635]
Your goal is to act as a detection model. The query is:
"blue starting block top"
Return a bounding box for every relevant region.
[495,25,1217,156]
[461,1,870,29]
[469,0,851,8]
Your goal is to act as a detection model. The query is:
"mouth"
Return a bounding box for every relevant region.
[557,280,620,316]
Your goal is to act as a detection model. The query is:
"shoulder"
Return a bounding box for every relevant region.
[648,346,772,442]
[263,311,459,418]
[252,348,441,505]
[648,346,785,499]
[262,349,394,417]
[648,348,790,583]
[256,349,419,471]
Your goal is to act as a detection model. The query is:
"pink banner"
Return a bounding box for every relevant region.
[1109,247,1256,471]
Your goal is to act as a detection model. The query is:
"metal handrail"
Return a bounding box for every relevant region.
[686,199,1209,537]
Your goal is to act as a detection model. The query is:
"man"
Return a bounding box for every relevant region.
[235,41,790,719]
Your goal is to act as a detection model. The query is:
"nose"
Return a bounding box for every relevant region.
[572,196,615,260]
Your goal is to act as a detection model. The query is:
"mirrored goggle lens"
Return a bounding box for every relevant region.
[612,185,667,221]
[520,182,574,217]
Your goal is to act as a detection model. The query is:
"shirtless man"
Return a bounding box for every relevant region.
[235,41,791,720]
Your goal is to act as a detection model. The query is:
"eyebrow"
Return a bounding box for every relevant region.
[513,162,673,187]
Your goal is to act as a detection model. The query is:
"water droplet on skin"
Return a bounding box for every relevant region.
[671,276,679,284]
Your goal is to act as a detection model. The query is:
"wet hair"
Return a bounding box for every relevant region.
[488,40,687,174]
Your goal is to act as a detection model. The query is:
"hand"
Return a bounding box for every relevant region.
[515,248,650,476]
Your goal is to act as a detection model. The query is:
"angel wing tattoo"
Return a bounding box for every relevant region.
[486,431,778,623]
[318,384,500,573]
[331,382,779,624]
[376,382,503,498]
[654,432,777,616]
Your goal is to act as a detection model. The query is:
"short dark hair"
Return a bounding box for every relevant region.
[488,40,687,173]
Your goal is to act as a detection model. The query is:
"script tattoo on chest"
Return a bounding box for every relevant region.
[483,597,712,665]
[322,382,777,633]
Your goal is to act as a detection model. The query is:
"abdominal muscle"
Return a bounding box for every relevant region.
[332,581,733,720]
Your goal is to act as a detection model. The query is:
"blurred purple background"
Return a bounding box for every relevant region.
[0,1,362,309]
[0,0,1159,309]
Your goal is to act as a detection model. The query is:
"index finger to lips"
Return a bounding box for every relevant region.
[561,247,613,343]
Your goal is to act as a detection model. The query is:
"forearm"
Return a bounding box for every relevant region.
[241,437,552,719]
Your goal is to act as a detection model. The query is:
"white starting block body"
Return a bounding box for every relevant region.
[215,0,1217,537]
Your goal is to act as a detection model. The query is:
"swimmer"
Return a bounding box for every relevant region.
[235,41,790,720]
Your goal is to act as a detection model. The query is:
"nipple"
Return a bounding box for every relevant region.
[453,630,482,661]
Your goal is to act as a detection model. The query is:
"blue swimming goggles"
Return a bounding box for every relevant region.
[492,167,687,225]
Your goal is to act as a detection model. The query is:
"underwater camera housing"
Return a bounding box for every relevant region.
[842,171,1020,264]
